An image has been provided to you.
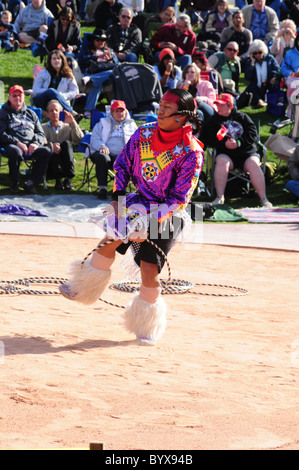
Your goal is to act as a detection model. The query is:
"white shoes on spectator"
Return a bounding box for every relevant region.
[260,197,273,208]
[212,195,225,205]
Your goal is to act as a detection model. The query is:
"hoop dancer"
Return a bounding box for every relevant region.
[59,89,204,345]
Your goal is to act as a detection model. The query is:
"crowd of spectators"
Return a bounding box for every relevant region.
[0,0,299,203]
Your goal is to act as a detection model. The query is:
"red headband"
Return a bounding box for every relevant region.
[161,90,180,105]
[161,90,197,110]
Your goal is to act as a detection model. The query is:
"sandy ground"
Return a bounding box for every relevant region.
[0,233,298,450]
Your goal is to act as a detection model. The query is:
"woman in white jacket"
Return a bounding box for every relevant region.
[32,49,81,119]
[89,100,137,199]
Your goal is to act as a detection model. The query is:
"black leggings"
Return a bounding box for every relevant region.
[116,217,184,273]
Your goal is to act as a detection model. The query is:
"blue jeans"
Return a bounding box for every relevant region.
[285,180,299,198]
[0,38,13,51]
[84,70,113,111]
[196,101,215,125]
[123,52,138,62]
[33,88,74,112]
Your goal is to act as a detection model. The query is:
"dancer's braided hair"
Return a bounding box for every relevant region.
[167,88,202,135]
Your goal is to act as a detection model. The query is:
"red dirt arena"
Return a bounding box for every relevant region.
[0,221,298,450]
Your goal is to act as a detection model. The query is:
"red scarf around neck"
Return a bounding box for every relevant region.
[151,124,193,153]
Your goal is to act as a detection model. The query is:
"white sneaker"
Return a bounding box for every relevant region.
[212,195,225,205]
[82,76,91,85]
[260,197,273,208]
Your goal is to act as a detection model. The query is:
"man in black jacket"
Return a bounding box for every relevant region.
[95,0,123,31]
[201,93,272,207]
[106,7,142,62]
[0,85,51,194]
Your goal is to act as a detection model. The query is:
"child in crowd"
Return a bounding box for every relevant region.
[0,10,18,52]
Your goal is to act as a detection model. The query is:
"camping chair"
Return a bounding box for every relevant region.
[77,110,114,193]
[205,120,267,198]
[0,105,46,188]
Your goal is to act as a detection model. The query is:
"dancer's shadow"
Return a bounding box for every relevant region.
[0,335,136,356]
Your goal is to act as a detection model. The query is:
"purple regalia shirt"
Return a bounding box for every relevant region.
[113,122,204,222]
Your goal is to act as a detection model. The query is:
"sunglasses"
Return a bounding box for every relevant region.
[121,14,131,19]
[226,47,238,52]
[253,51,263,56]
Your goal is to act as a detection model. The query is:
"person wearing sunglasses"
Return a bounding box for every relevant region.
[45,7,81,57]
[105,7,142,62]
[244,39,280,108]
[208,41,241,96]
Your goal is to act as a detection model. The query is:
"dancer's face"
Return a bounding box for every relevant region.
[157,100,186,131]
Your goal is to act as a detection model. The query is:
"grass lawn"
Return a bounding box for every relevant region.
[0,34,296,208]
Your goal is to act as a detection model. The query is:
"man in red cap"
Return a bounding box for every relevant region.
[0,85,51,194]
[88,99,137,199]
[201,93,272,208]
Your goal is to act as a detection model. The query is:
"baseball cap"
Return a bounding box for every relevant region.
[214,93,234,106]
[159,48,175,62]
[110,100,126,111]
[9,85,24,95]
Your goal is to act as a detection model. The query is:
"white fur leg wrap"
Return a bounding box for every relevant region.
[123,293,167,342]
[67,259,111,305]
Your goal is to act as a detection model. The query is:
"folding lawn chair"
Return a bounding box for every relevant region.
[77,110,112,192]
[205,120,267,199]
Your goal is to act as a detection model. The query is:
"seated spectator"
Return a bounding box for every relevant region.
[153,48,182,93]
[201,0,233,44]
[193,50,224,95]
[270,18,296,65]
[178,63,216,124]
[95,0,123,31]
[106,7,142,63]
[89,100,137,199]
[143,6,175,40]
[79,30,116,118]
[7,0,26,22]
[150,14,197,70]
[244,39,280,108]
[0,10,19,52]
[14,0,54,45]
[45,7,81,57]
[241,0,279,46]
[46,0,77,19]
[78,29,114,72]
[201,93,272,207]
[220,10,252,64]
[32,49,82,121]
[208,41,241,96]
[237,0,289,21]
[0,85,51,195]
[285,145,299,199]
[42,100,84,190]
[281,33,299,117]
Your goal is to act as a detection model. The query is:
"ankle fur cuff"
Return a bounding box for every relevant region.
[67,259,111,305]
[123,293,167,342]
